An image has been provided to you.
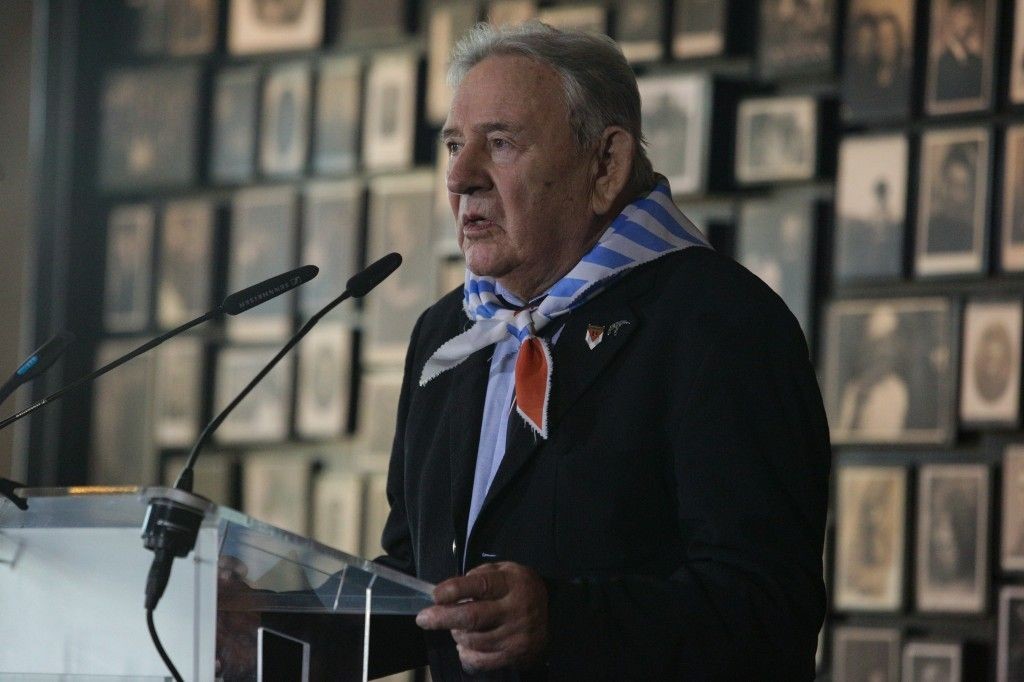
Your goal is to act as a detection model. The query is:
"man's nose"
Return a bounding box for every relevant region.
[447,142,492,195]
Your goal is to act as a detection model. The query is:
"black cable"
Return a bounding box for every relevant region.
[147,607,184,682]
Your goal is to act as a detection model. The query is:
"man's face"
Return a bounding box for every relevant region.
[442,55,597,297]
[942,160,973,218]
[948,5,976,41]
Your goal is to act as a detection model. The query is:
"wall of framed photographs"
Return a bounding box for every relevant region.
[40,0,1024,679]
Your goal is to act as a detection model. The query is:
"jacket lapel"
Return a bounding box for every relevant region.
[447,345,493,550]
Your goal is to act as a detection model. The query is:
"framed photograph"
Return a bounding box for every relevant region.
[1011,0,1024,104]
[126,0,167,55]
[227,0,324,54]
[915,127,990,277]
[157,198,214,329]
[616,0,664,63]
[260,61,311,178]
[757,0,836,79]
[153,337,204,448]
[426,2,479,125]
[242,452,312,536]
[213,347,293,444]
[736,195,816,336]
[91,340,156,486]
[100,65,199,190]
[735,96,817,185]
[1001,125,1024,271]
[536,5,607,34]
[313,56,361,175]
[916,463,990,614]
[227,187,297,340]
[823,298,958,445]
[925,0,997,116]
[362,52,418,172]
[998,586,1024,682]
[336,0,406,46]
[312,470,364,556]
[434,137,457,250]
[833,464,907,611]
[959,300,1022,426]
[902,642,962,682]
[296,325,352,439]
[834,134,908,283]
[364,172,437,365]
[842,0,916,122]
[438,255,466,298]
[1002,445,1024,571]
[672,0,727,59]
[832,627,900,682]
[638,73,711,196]
[487,0,537,26]
[357,371,403,458]
[104,204,155,333]
[301,180,363,320]
[162,453,234,507]
[361,472,390,558]
[128,0,218,56]
[210,66,259,184]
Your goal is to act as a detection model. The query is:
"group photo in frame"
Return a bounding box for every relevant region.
[735,96,818,185]
[841,0,916,122]
[823,297,958,446]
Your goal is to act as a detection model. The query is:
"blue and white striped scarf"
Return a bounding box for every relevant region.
[419,178,710,437]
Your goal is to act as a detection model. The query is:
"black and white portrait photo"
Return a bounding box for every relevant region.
[834,465,906,611]
[128,0,218,56]
[758,0,836,79]
[823,298,957,445]
[104,204,155,332]
[260,61,311,177]
[841,0,916,122]
[227,0,324,54]
[364,172,437,365]
[915,128,990,277]
[426,2,479,124]
[1011,0,1024,104]
[91,340,156,486]
[313,56,361,175]
[673,0,727,59]
[735,97,817,184]
[959,300,1022,426]
[1002,446,1024,571]
[242,452,311,535]
[157,199,213,329]
[638,74,710,196]
[362,51,418,172]
[999,586,1024,682]
[925,0,996,115]
[902,642,962,682]
[736,196,816,337]
[834,134,908,283]
[301,180,363,321]
[210,66,259,183]
[1001,125,1024,271]
[832,627,900,682]
[227,187,297,340]
[357,371,403,457]
[616,0,663,63]
[312,470,363,556]
[336,0,406,45]
[916,464,990,613]
[296,325,352,440]
[153,337,203,448]
[214,347,293,444]
[100,65,198,190]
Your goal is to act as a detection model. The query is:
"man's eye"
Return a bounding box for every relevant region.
[490,138,510,150]
[446,141,462,155]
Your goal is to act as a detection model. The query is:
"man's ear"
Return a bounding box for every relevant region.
[591,126,636,216]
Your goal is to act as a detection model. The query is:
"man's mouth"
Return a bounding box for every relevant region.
[461,214,498,234]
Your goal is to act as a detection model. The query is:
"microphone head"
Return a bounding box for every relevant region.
[14,331,75,382]
[221,265,319,316]
[347,253,402,298]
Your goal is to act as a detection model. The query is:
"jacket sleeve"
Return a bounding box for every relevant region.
[543,304,831,681]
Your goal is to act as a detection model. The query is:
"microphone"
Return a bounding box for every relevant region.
[0,332,75,406]
[142,253,403,624]
[0,265,318,433]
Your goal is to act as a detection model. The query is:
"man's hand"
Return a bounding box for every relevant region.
[415,562,549,673]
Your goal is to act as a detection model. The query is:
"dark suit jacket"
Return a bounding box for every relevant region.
[378,247,831,681]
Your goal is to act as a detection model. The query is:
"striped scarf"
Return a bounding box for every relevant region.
[419,178,710,438]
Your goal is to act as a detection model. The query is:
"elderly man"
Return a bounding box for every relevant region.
[378,22,830,681]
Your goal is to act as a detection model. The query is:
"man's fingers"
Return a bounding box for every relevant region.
[451,625,513,653]
[457,644,510,673]
[433,568,508,604]
[416,599,503,631]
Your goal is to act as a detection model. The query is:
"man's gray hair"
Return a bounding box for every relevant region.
[448,21,657,196]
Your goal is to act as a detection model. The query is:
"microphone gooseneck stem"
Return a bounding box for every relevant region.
[174,291,353,491]
[0,310,218,432]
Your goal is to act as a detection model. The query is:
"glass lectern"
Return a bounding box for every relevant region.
[0,486,433,680]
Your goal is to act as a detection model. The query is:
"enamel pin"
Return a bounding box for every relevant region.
[585,324,605,350]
